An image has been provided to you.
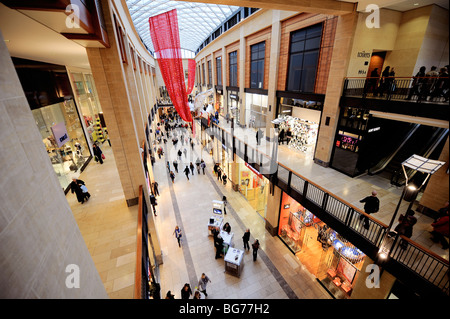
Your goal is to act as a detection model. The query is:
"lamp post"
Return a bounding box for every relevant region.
[378,154,445,260]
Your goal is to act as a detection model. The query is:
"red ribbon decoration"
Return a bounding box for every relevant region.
[149,9,192,122]
[187,59,196,95]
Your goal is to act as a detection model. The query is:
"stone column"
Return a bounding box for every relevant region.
[239,28,246,127]
[314,12,358,166]
[0,30,107,299]
[265,183,282,236]
[266,10,282,141]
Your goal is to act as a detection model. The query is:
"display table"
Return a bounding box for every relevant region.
[208,216,223,236]
[220,230,234,253]
[224,248,244,277]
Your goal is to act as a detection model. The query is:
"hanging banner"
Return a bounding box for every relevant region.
[187,59,196,95]
[149,9,192,123]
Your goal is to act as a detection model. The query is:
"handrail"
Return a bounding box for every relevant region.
[203,119,448,295]
[134,185,143,299]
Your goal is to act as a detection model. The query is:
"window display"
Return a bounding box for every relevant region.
[277,114,318,156]
[237,158,268,218]
[33,100,91,191]
[278,192,366,299]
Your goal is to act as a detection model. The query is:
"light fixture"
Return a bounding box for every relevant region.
[378,154,445,260]
[413,3,419,6]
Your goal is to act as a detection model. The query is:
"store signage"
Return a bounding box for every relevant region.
[284,204,290,209]
[368,127,380,133]
[245,162,262,178]
[51,122,69,148]
[229,94,239,101]
[357,51,371,58]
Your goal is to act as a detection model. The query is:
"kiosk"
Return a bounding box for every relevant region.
[212,200,224,215]
[207,215,224,236]
[224,248,244,277]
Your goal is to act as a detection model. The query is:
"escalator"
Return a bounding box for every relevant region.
[368,124,448,187]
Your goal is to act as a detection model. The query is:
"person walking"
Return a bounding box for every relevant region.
[252,239,260,261]
[201,160,206,175]
[183,166,190,180]
[173,160,179,173]
[166,161,171,173]
[70,178,90,204]
[217,167,222,181]
[195,158,201,174]
[165,291,175,299]
[92,143,104,164]
[178,149,182,160]
[395,209,417,249]
[189,162,195,175]
[278,128,285,145]
[150,194,157,216]
[406,66,426,100]
[222,195,227,215]
[181,283,193,300]
[152,181,159,196]
[359,190,380,229]
[173,226,182,248]
[183,148,187,158]
[242,229,251,251]
[197,273,211,297]
[169,171,175,183]
[222,172,227,185]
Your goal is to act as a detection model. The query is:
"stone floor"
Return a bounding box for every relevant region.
[66,117,447,300]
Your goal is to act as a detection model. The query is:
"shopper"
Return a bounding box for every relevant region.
[173,160,179,173]
[243,229,251,251]
[201,159,206,175]
[222,172,227,185]
[189,162,195,175]
[395,209,417,249]
[214,234,224,259]
[278,129,285,145]
[92,143,104,164]
[222,222,231,234]
[183,166,190,180]
[252,239,260,261]
[173,226,182,248]
[359,190,380,229]
[150,194,157,216]
[166,161,171,173]
[165,290,175,299]
[198,273,211,297]
[406,66,426,100]
[217,167,222,181]
[70,178,90,204]
[193,290,202,299]
[195,158,201,174]
[222,195,227,215]
[430,210,449,249]
[181,283,193,300]
[169,171,175,184]
[152,181,159,196]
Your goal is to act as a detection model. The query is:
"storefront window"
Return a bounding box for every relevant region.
[68,72,106,145]
[246,93,268,128]
[278,192,366,299]
[237,158,269,218]
[32,100,91,190]
[228,90,239,124]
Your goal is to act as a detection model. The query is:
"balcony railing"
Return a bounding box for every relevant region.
[203,120,449,297]
[343,76,449,103]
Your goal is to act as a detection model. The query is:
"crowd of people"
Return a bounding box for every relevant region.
[364,64,449,102]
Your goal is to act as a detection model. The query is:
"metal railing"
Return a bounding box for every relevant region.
[203,121,449,296]
[343,76,449,103]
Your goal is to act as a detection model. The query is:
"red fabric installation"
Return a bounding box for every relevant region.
[187,59,196,95]
[149,9,192,122]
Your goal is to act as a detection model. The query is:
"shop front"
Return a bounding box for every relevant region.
[236,157,269,218]
[245,92,268,129]
[13,57,93,192]
[215,87,224,116]
[278,192,366,299]
[227,88,239,125]
[275,97,322,158]
[67,69,107,146]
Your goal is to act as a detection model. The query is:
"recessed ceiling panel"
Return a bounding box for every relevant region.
[126,0,240,55]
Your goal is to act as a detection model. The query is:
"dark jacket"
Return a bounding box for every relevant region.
[432,216,449,236]
[360,196,380,214]
[181,286,192,300]
[242,231,250,242]
[70,179,86,202]
[92,145,102,158]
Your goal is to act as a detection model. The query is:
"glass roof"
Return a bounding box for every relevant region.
[126,0,240,55]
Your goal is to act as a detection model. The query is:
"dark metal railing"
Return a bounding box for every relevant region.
[343,76,449,103]
[203,121,449,296]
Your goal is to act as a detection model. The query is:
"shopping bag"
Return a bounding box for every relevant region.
[101,154,105,159]
[80,185,88,193]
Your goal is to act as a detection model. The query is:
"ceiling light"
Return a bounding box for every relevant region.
[413,3,419,5]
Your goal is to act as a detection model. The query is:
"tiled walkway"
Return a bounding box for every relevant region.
[153,129,329,299]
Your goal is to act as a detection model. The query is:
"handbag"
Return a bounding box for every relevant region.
[101,154,105,159]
